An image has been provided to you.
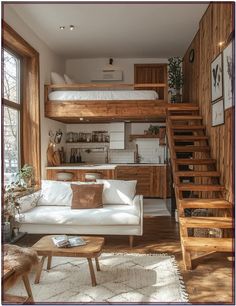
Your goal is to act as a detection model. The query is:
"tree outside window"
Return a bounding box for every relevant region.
[3,49,21,185]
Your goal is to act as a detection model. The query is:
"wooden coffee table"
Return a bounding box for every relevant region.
[32,235,104,287]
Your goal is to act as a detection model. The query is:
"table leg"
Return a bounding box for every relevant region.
[22,274,34,302]
[35,256,46,284]
[47,256,52,270]
[87,258,97,287]
[95,257,101,271]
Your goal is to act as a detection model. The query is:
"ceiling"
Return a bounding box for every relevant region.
[8,3,208,59]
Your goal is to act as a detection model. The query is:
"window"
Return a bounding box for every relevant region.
[3,49,22,185]
[3,22,40,186]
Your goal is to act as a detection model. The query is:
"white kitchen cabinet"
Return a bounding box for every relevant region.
[109,122,125,149]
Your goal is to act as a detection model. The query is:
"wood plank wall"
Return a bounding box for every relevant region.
[182,3,234,202]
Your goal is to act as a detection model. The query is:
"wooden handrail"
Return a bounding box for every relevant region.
[45,83,167,90]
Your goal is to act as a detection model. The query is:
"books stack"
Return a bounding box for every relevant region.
[52,235,86,248]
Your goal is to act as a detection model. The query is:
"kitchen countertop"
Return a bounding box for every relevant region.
[46,163,167,170]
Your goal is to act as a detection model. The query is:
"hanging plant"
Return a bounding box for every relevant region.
[168,57,184,103]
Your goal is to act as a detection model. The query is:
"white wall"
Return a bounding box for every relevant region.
[66,58,168,83]
[4,6,66,178]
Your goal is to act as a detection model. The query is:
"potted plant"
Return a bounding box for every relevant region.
[168,57,184,103]
[148,125,160,135]
[3,164,35,242]
[15,164,34,188]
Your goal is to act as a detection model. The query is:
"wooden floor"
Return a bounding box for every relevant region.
[16,216,234,304]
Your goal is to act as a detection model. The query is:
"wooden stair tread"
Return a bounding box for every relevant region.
[179,217,233,228]
[179,198,232,209]
[177,184,225,191]
[174,146,210,152]
[182,237,233,252]
[173,136,208,140]
[175,171,220,177]
[175,158,216,165]
[170,115,202,120]
[171,125,205,130]
[167,104,199,111]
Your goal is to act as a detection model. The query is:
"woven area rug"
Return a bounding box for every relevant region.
[9,253,189,303]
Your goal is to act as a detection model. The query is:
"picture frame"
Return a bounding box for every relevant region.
[212,99,224,127]
[211,53,223,102]
[223,40,233,110]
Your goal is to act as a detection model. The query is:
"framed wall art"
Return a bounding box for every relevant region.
[211,53,223,102]
[223,40,233,109]
[212,99,224,127]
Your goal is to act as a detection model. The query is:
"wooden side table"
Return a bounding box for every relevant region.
[32,235,105,287]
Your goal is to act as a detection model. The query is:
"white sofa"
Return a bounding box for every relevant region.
[15,180,143,246]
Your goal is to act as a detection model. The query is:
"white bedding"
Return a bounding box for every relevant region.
[48,90,158,101]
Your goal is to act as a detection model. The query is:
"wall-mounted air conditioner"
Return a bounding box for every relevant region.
[91,70,123,81]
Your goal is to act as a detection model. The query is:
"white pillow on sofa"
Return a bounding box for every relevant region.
[96,179,137,205]
[17,191,41,213]
[38,180,76,206]
[51,72,65,84]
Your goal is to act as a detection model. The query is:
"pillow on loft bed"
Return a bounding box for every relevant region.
[64,74,75,84]
[51,72,65,84]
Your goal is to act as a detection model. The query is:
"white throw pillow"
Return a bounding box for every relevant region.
[38,180,78,206]
[51,72,65,84]
[96,179,137,205]
[17,191,41,213]
[64,74,75,84]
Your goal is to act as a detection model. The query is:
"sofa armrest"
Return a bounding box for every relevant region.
[16,190,41,213]
[132,195,143,235]
[132,195,143,216]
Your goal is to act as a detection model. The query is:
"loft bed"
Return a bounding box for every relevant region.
[45,82,168,123]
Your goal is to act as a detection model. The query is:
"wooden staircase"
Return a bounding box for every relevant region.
[166,104,233,270]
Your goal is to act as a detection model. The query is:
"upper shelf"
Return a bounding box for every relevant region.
[129,134,159,141]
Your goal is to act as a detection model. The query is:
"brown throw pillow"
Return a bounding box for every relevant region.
[71,184,103,209]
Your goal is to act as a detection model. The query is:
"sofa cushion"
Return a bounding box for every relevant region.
[71,184,103,209]
[96,179,137,205]
[38,180,75,206]
[15,204,140,226]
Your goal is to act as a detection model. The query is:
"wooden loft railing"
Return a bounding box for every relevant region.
[166,104,233,270]
[45,82,167,90]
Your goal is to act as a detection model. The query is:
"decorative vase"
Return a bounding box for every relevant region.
[175,89,182,103]
[3,221,12,242]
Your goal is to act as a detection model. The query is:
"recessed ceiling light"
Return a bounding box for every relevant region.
[80,117,84,121]
[59,26,65,30]
[70,25,75,31]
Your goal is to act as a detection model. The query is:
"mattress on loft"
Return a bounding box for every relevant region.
[48,90,159,101]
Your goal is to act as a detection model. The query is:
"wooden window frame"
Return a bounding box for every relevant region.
[2,21,41,185]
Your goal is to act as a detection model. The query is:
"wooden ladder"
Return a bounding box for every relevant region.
[166,104,233,270]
